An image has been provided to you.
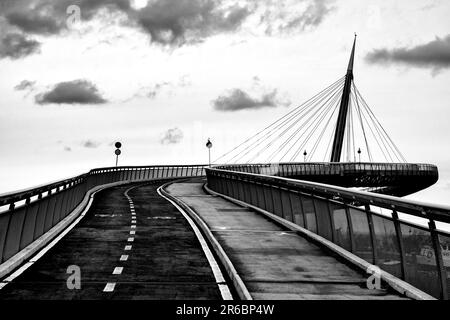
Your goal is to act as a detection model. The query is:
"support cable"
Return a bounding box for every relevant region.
[229,77,345,164]
[214,76,345,163]
[244,80,345,163]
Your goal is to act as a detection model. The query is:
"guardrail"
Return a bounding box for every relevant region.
[213,162,439,196]
[0,165,207,266]
[213,162,438,176]
[206,167,450,299]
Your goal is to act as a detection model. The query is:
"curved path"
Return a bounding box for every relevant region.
[165,180,410,300]
[0,181,226,300]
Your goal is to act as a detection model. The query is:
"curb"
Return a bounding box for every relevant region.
[159,181,253,300]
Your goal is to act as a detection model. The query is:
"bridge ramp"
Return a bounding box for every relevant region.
[0,182,222,299]
[166,180,409,300]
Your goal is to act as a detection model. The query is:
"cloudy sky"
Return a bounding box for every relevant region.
[0,0,449,205]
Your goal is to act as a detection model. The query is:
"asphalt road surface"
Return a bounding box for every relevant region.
[0,181,223,300]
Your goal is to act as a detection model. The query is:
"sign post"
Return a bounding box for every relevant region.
[206,139,212,167]
[115,142,122,167]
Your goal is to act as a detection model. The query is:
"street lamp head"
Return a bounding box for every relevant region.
[206,138,212,149]
[303,150,307,156]
[357,148,361,154]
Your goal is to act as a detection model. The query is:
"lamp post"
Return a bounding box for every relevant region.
[303,150,307,162]
[115,142,122,167]
[357,148,361,163]
[206,138,212,167]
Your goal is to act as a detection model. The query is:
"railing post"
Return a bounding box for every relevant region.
[365,204,378,265]
[327,202,336,244]
[344,205,355,253]
[32,193,43,241]
[66,183,76,213]
[269,184,276,215]
[429,219,449,300]
[18,197,31,250]
[392,210,406,280]
[311,196,319,233]
[298,195,307,229]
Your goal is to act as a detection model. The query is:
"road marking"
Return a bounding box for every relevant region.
[3,262,34,282]
[113,267,123,275]
[131,225,136,229]
[100,184,142,295]
[103,283,116,292]
[157,186,233,300]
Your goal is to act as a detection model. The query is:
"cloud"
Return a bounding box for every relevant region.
[5,10,65,35]
[14,80,36,91]
[35,79,107,105]
[365,34,450,72]
[259,0,334,35]
[1,0,131,35]
[147,81,171,99]
[0,32,41,59]
[64,146,72,152]
[135,0,251,46]
[130,75,192,101]
[82,140,101,148]
[160,127,183,145]
[0,0,334,50]
[212,79,291,112]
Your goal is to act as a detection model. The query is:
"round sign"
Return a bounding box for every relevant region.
[115,142,122,149]
[206,139,212,149]
[115,149,121,156]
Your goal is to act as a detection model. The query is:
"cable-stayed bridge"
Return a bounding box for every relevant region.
[0,37,448,300]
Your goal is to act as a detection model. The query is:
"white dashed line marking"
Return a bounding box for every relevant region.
[103,283,116,292]
[102,185,139,294]
[113,267,123,275]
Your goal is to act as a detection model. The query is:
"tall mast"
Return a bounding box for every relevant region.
[330,34,356,162]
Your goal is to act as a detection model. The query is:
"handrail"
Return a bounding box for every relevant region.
[0,164,208,267]
[212,162,439,197]
[206,167,450,299]
[0,165,208,208]
[213,162,438,174]
[206,168,450,222]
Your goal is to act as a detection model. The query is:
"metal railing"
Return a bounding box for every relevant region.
[0,165,208,265]
[213,162,438,178]
[206,167,450,299]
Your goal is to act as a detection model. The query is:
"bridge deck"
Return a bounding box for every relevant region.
[166,179,409,300]
[0,181,222,299]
